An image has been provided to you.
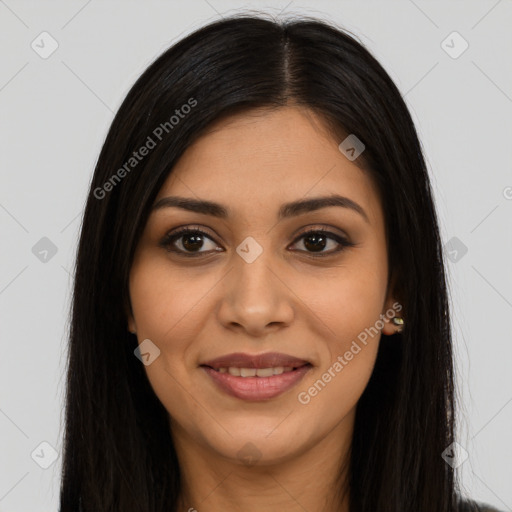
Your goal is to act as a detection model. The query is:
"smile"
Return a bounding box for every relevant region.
[213,366,298,377]
[201,362,312,401]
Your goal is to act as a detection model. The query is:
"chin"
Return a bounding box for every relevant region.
[199,421,309,466]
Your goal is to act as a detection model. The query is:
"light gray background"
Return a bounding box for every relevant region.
[1,1,511,510]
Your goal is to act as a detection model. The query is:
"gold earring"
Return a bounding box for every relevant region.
[392,316,404,333]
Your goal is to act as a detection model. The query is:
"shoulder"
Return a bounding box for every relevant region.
[457,497,504,512]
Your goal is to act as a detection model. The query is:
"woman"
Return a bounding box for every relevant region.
[59,13,502,512]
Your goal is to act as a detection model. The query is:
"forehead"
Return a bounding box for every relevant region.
[154,106,382,227]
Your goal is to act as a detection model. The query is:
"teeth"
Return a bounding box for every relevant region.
[256,368,274,377]
[217,366,299,377]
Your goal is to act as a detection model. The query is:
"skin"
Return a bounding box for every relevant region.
[127,105,401,512]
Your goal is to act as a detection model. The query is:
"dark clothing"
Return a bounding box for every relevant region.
[458,497,505,512]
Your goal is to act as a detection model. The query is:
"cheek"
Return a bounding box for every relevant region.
[293,257,386,410]
[297,258,387,349]
[128,259,213,421]
[129,258,217,346]
[296,342,378,438]
[294,269,384,418]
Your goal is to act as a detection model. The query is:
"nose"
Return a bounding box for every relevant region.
[216,249,295,337]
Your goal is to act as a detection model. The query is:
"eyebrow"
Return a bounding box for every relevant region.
[152,194,370,224]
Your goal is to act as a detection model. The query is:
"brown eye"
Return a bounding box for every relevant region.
[159,227,222,256]
[290,229,354,256]
[302,232,330,252]
[180,233,207,252]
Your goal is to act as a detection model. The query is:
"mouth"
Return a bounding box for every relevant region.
[199,352,313,401]
[204,364,309,377]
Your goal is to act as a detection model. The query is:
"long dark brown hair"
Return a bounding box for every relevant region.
[60,12,459,511]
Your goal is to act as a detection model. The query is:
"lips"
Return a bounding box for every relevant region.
[200,352,312,401]
[200,352,310,370]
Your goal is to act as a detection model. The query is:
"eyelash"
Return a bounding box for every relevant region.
[158,226,355,258]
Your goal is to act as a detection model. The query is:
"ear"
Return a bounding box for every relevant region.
[128,316,137,334]
[381,270,404,336]
[381,297,403,336]
[124,297,137,334]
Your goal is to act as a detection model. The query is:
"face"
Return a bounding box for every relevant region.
[127,106,399,467]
